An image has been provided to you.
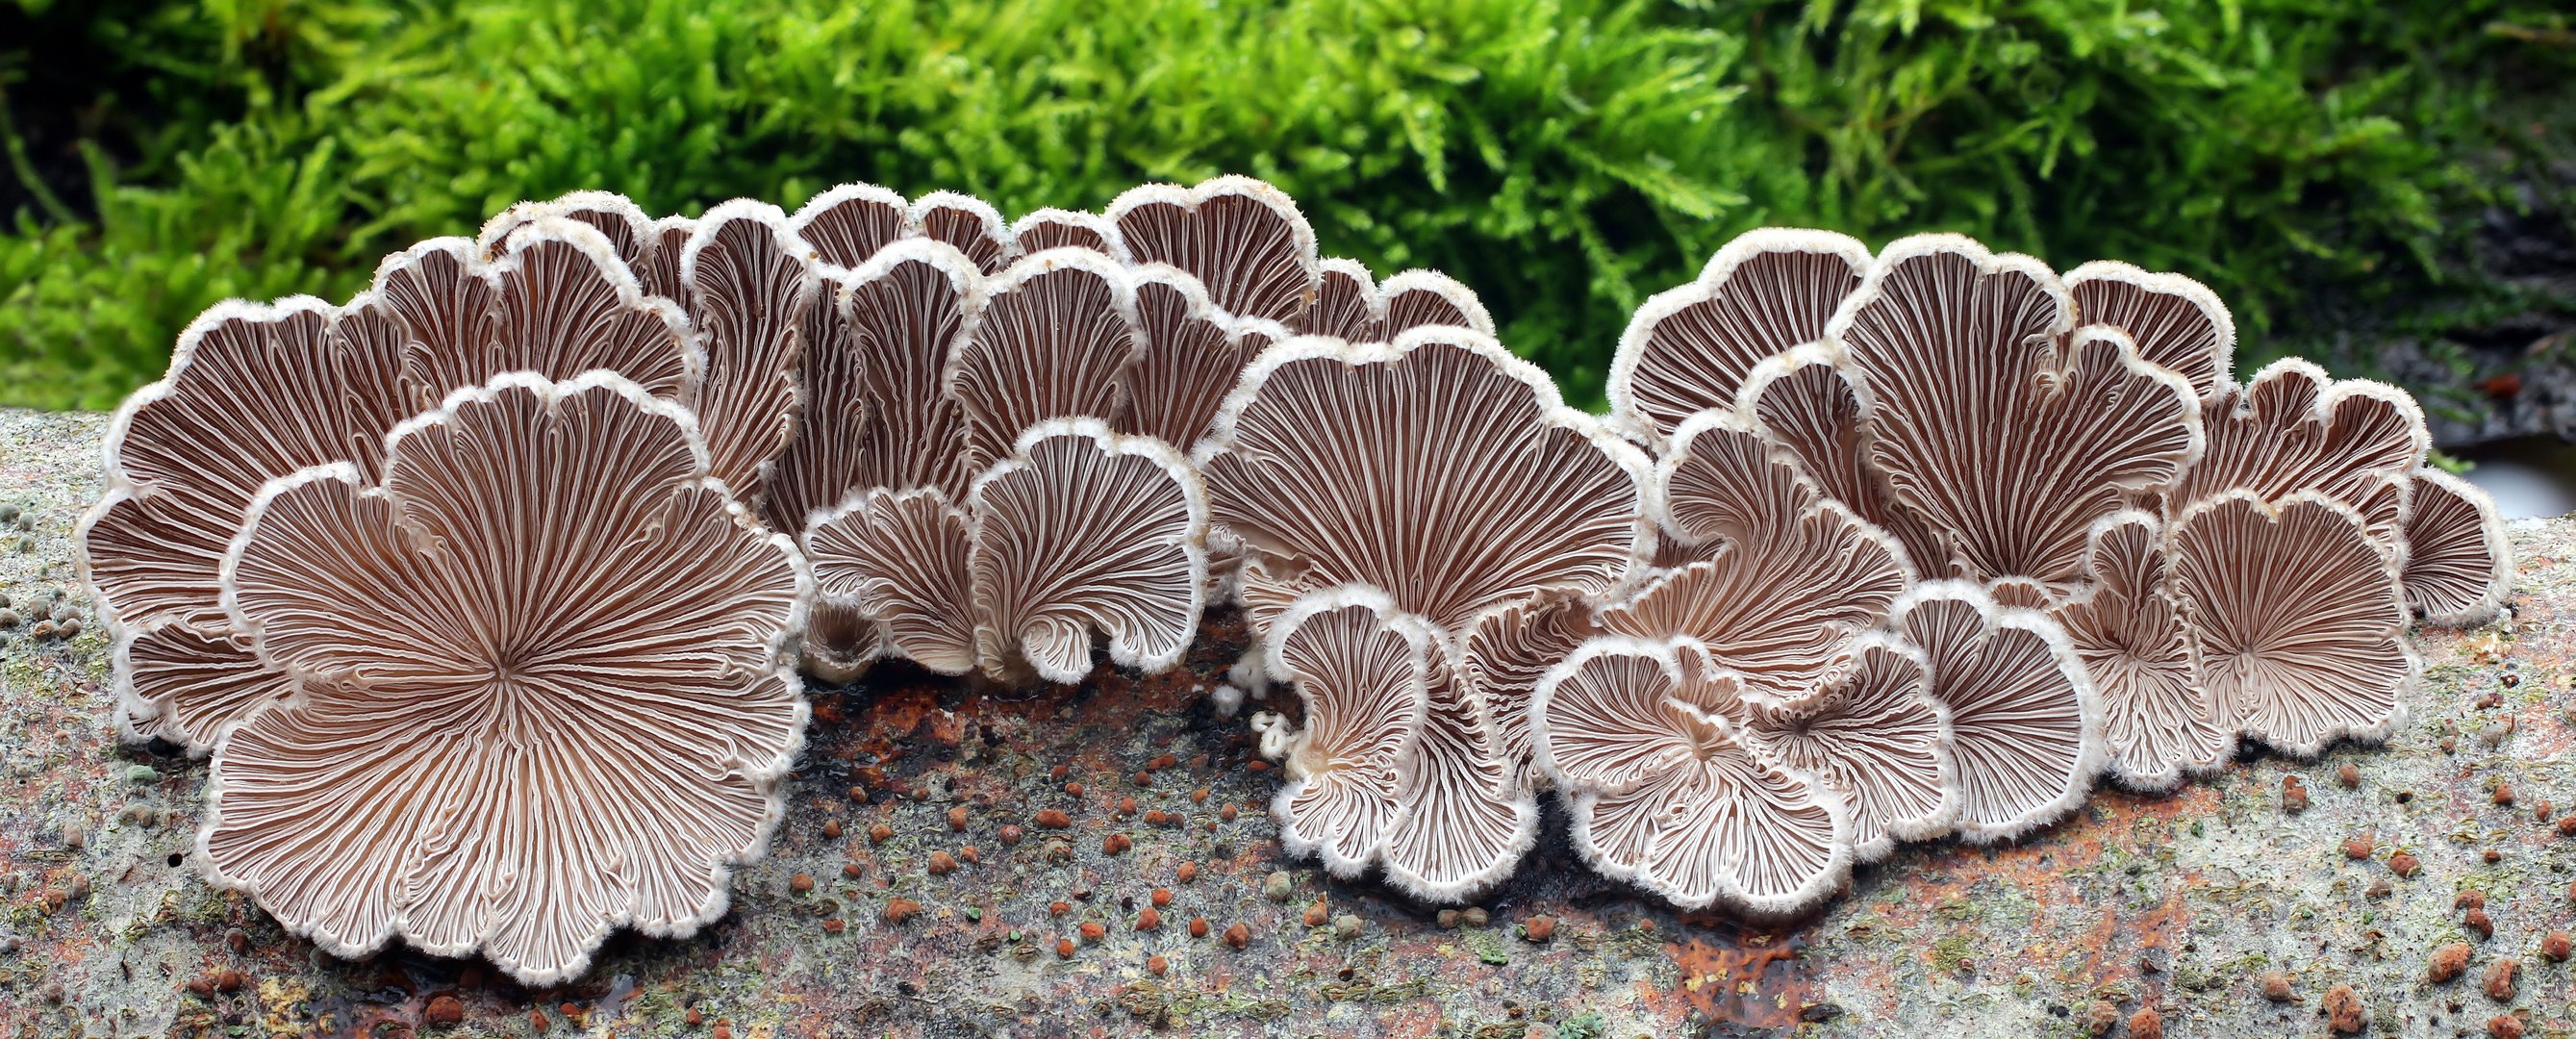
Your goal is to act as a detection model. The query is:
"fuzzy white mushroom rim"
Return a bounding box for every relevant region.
[202,372,809,986]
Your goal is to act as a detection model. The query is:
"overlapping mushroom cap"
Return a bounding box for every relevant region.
[81,215,705,751]
[1533,637,1852,913]
[1263,587,1433,876]
[2170,491,2417,755]
[203,372,808,985]
[1605,222,2509,806]
[1203,326,1642,898]
[1200,327,1650,636]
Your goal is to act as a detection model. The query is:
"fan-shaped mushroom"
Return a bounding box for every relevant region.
[1737,634,1955,862]
[966,419,1208,684]
[1115,265,1289,451]
[2062,260,2235,401]
[1262,586,1433,877]
[1534,637,1851,913]
[2169,359,2423,543]
[2170,491,2415,756]
[205,372,808,985]
[1011,208,1129,261]
[789,183,909,270]
[679,200,819,505]
[2401,467,2512,626]
[763,239,984,534]
[1457,590,1599,787]
[911,190,1015,274]
[1200,327,1648,638]
[1733,346,1948,574]
[1607,228,1872,443]
[475,190,661,289]
[1108,175,1319,325]
[1294,259,1494,343]
[377,217,697,408]
[804,488,972,677]
[1603,413,1909,696]
[2050,512,2232,790]
[79,298,406,749]
[1829,236,2201,590]
[949,247,1145,470]
[1379,645,1541,902]
[1888,582,2101,842]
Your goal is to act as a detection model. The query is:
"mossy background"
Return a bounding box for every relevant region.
[0,0,2569,412]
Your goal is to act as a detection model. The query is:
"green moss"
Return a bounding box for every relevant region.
[2,0,2569,410]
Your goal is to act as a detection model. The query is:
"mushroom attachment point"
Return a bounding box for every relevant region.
[204,373,808,986]
[805,488,972,676]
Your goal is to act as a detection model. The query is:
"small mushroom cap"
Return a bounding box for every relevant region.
[1116,265,1286,452]
[1298,258,1381,341]
[1287,257,1490,344]
[1009,208,1130,263]
[2171,358,2426,543]
[2051,510,2232,791]
[798,597,884,685]
[2172,491,2416,757]
[377,217,699,411]
[1377,268,1495,338]
[1607,227,1872,443]
[206,371,808,986]
[642,216,695,302]
[788,182,909,269]
[1107,175,1320,324]
[909,190,1016,274]
[680,199,820,507]
[1891,581,2103,843]
[2401,467,2511,627]
[1741,633,1957,862]
[474,190,658,277]
[1829,236,2201,589]
[1535,637,1852,914]
[1459,590,1599,788]
[2063,260,2235,399]
[763,239,983,533]
[807,487,977,675]
[1263,586,1433,877]
[967,418,1208,684]
[1200,327,1650,639]
[948,247,1146,471]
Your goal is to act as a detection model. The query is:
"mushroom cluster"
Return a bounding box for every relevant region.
[81,177,2510,976]
[1503,228,2509,913]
